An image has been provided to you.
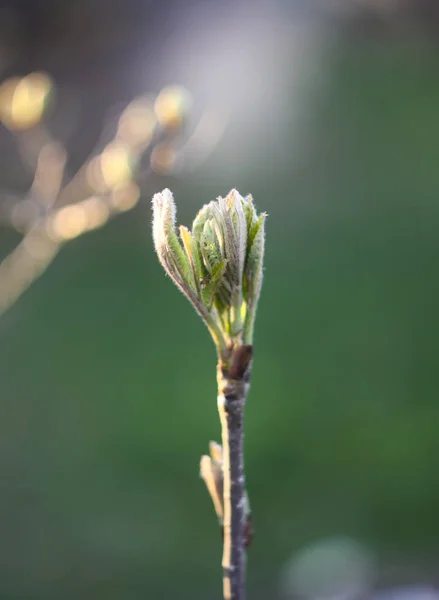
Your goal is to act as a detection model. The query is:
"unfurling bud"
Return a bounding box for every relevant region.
[152,188,266,352]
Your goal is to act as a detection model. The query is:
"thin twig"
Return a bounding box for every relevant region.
[216,344,253,600]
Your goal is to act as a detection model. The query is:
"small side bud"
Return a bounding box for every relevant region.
[200,441,253,547]
[200,441,224,523]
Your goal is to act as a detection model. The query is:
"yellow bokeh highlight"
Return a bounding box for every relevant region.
[0,72,52,130]
[86,141,133,192]
[154,85,191,129]
[110,182,140,212]
[117,98,156,147]
[49,196,111,241]
[100,142,132,189]
[50,205,88,241]
[81,196,110,231]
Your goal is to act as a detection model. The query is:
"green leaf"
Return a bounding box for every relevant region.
[243,213,266,343]
[179,226,200,295]
[201,258,227,309]
[242,194,256,238]
[167,225,193,287]
[246,213,266,261]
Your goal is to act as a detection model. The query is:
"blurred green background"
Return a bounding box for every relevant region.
[1,2,439,598]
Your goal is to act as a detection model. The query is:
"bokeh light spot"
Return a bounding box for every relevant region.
[154,85,192,129]
[117,98,156,147]
[0,72,52,130]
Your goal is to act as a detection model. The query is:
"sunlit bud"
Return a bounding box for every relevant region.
[151,188,266,352]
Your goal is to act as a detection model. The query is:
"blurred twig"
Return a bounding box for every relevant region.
[0,75,227,317]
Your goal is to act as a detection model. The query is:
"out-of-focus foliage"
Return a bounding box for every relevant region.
[1,2,439,599]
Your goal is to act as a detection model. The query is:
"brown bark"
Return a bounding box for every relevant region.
[216,344,252,600]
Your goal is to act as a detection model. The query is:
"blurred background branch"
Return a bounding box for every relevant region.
[0,70,227,315]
